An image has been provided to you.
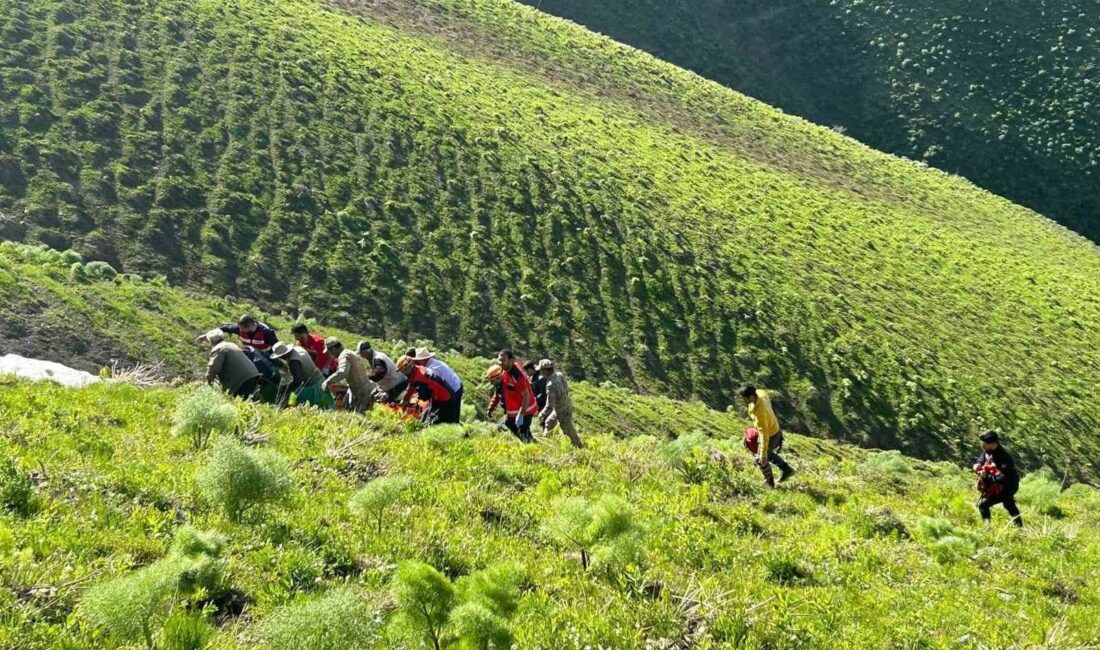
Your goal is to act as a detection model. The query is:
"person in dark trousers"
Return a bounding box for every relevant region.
[973,431,1023,528]
[203,329,261,400]
[740,385,795,487]
[197,314,278,355]
[525,360,547,412]
[486,363,538,443]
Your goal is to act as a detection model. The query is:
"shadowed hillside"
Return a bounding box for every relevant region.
[518,0,1100,241]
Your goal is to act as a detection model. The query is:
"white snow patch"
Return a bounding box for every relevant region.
[0,354,101,388]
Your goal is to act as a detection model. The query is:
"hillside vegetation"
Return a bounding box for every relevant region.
[520,0,1100,240]
[1,0,1099,479]
[2,377,1099,649]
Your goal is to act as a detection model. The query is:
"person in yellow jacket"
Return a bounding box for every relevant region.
[740,385,795,487]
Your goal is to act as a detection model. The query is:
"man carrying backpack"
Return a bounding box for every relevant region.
[973,431,1023,528]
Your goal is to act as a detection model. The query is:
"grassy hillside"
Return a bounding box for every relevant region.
[2,377,1099,649]
[518,0,1100,240]
[1,0,1099,479]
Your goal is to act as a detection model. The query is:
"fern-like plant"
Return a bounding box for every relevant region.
[350,475,413,534]
[391,561,456,650]
[257,586,381,650]
[172,386,238,450]
[545,495,644,571]
[195,437,294,521]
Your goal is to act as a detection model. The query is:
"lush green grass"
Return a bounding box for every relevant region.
[1,0,1099,480]
[1,377,1099,649]
[518,0,1099,240]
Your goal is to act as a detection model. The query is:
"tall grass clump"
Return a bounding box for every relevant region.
[195,437,294,521]
[257,586,381,650]
[545,495,644,571]
[78,527,224,647]
[1017,470,1065,517]
[914,517,978,563]
[159,611,212,650]
[172,386,238,450]
[350,475,413,533]
[0,457,36,516]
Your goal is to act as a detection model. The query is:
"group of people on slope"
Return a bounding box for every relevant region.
[204,316,1024,525]
[744,383,1024,526]
[198,315,583,448]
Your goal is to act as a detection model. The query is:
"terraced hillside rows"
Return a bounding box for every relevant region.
[2,378,1099,649]
[1,1,1099,479]
[518,0,1100,241]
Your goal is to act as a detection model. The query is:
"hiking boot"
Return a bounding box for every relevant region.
[779,466,797,483]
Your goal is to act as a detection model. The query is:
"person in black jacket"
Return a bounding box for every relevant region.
[524,360,547,412]
[973,431,1023,528]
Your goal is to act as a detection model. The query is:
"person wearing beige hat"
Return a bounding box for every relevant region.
[408,347,463,422]
[321,337,374,413]
[270,342,331,408]
[537,359,583,448]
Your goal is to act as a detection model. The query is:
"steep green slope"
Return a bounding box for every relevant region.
[2,379,1099,649]
[518,0,1100,240]
[1,0,1099,477]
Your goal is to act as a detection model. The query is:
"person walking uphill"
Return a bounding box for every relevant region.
[537,359,583,448]
[974,431,1023,528]
[271,342,332,408]
[321,338,374,413]
[741,385,795,487]
[204,329,261,399]
[486,363,538,443]
[525,360,547,412]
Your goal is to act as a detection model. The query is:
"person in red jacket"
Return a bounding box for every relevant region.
[486,363,537,443]
[397,355,456,425]
[291,323,337,376]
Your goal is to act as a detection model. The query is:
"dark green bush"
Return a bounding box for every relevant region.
[0,457,35,517]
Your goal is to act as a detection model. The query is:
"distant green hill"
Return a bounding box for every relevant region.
[1,0,1099,477]
[519,0,1100,241]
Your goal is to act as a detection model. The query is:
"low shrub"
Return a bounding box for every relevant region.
[450,602,511,649]
[0,457,36,517]
[423,424,465,450]
[766,556,813,585]
[857,506,909,539]
[863,450,912,476]
[159,610,212,650]
[350,475,413,533]
[195,437,294,521]
[914,516,977,563]
[79,527,224,647]
[172,386,238,450]
[1017,470,1064,517]
[257,586,381,650]
[84,260,118,280]
[391,561,456,650]
[545,494,644,571]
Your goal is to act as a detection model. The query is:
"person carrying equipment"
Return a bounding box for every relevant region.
[973,431,1023,528]
[321,338,374,413]
[291,323,337,375]
[740,385,795,487]
[366,346,408,404]
[486,363,538,443]
[198,314,278,355]
[203,329,261,399]
[270,342,333,408]
[536,359,583,448]
[525,360,548,412]
[397,355,455,424]
[408,347,463,423]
